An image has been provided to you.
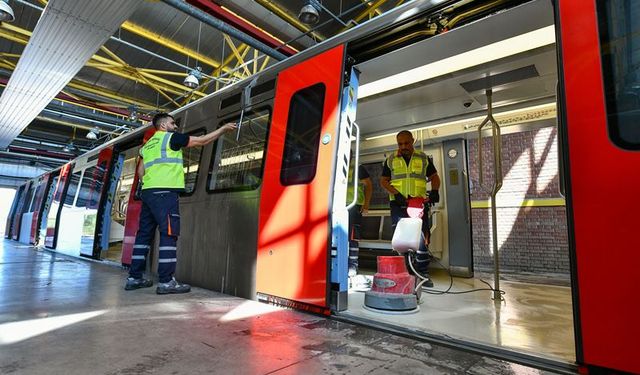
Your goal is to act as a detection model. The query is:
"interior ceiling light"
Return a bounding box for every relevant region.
[128,104,138,121]
[86,127,100,140]
[298,1,321,25]
[62,141,77,153]
[365,102,556,141]
[358,25,556,99]
[0,0,15,22]
[183,66,202,89]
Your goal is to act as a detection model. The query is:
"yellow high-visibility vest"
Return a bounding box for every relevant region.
[140,131,184,190]
[386,150,428,200]
[346,163,365,205]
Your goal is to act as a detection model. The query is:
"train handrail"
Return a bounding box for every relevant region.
[346,122,360,210]
[477,89,504,301]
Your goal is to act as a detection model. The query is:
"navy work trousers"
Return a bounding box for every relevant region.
[129,190,181,283]
[390,201,431,273]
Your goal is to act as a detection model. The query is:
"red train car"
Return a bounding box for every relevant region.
[5,0,638,373]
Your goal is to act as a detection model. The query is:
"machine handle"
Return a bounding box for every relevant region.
[346,122,360,210]
[429,209,439,234]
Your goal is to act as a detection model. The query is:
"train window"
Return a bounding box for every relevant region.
[597,0,640,150]
[75,167,97,208]
[207,109,271,192]
[64,171,81,206]
[21,185,35,213]
[182,129,205,195]
[280,83,326,185]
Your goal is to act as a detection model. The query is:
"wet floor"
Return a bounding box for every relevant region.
[344,270,575,362]
[0,240,566,374]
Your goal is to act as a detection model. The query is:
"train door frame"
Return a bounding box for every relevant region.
[325,0,573,371]
[36,171,58,246]
[255,45,346,313]
[28,173,53,245]
[44,163,73,249]
[11,180,33,241]
[556,0,640,373]
[4,184,25,239]
[78,147,116,259]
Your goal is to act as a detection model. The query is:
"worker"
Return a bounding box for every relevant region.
[125,112,236,294]
[380,130,440,287]
[346,157,373,291]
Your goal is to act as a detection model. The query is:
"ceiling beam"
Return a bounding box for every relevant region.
[186,0,298,56]
[161,0,287,60]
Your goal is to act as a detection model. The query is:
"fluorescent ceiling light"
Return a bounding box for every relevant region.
[358,25,556,99]
[365,102,556,141]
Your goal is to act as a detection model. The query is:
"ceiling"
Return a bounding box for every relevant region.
[0,0,403,179]
[355,0,556,138]
[0,0,545,187]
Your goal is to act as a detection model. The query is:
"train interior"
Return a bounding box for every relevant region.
[341,0,574,364]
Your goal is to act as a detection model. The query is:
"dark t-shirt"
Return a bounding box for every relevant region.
[381,153,437,177]
[358,165,370,180]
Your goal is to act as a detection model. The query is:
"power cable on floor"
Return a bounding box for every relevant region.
[409,253,505,297]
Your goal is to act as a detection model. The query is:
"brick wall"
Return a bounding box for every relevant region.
[467,126,570,274]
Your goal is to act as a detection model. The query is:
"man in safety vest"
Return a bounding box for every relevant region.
[125,112,236,294]
[380,130,440,287]
[346,158,373,291]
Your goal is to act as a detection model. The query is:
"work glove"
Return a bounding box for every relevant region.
[428,190,440,204]
[394,192,407,207]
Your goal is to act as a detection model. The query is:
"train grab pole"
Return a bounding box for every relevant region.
[477,89,504,301]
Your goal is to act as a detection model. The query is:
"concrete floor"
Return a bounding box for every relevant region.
[0,240,561,375]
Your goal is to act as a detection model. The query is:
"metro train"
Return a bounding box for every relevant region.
[4,0,638,373]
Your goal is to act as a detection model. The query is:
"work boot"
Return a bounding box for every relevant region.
[156,278,191,295]
[421,275,434,288]
[416,268,434,288]
[124,277,153,291]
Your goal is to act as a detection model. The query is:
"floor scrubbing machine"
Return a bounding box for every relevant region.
[364,198,431,314]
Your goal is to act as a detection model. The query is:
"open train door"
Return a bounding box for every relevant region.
[256,45,346,313]
[558,1,640,373]
[80,147,115,258]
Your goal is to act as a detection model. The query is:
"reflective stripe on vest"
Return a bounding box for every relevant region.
[346,163,365,206]
[387,150,428,200]
[141,131,185,190]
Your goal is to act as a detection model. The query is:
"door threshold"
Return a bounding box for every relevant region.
[332,312,578,375]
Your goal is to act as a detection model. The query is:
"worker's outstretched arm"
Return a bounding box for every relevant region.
[187,123,237,147]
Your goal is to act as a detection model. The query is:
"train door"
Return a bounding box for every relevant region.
[78,148,114,258]
[558,1,640,373]
[256,45,346,311]
[55,163,88,256]
[12,181,33,241]
[4,184,25,239]
[24,174,51,244]
[36,172,57,246]
[45,163,72,249]
[98,152,124,262]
